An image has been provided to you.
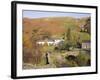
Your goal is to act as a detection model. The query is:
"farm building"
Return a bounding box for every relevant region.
[82,40,90,49]
[36,38,64,46]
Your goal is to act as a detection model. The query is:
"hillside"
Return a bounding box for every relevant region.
[23,17,85,37]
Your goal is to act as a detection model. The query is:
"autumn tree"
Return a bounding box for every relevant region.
[41,31,51,40]
[31,28,43,65]
[31,28,52,65]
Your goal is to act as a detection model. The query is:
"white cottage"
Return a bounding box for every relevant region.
[36,38,64,46]
[36,39,55,46]
[54,39,64,46]
[36,40,45,45]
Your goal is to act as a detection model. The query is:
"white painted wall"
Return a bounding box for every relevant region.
[0,0,99,80]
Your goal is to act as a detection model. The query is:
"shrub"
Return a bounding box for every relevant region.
[65,56,78,67]
[76,51,90,66]
[55,41,72,51]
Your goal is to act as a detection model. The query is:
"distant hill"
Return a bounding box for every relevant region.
[23,17,87,36]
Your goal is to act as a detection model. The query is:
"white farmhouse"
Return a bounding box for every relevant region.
[36,39,55,46]
[54,39,64,46]
[36,38,64,46]
[47,40,55,46]
[36,40,45,45]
